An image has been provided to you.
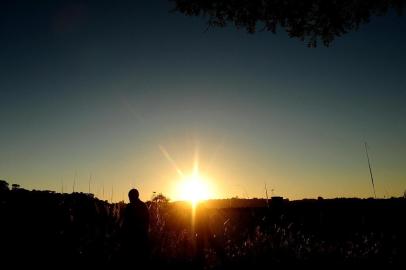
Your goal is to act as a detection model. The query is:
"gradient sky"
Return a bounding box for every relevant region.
[1,0,405,201]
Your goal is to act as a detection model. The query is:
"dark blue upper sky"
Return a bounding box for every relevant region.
[1,0,405,200]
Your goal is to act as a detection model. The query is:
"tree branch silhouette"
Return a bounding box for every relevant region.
[172,0,404,47]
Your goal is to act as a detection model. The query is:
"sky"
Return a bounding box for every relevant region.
[1,0,405,202]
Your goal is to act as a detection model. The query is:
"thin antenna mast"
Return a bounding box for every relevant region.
[73,171,77,193]
[111,186,114,203]
[264,182,269,208]
[364,142,376,198]
[88,173,92,194]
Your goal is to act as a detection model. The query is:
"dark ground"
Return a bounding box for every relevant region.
[1,182,405,268]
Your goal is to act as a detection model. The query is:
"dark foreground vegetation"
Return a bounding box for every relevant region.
[1,181,405,268]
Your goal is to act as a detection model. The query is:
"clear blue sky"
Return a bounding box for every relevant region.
[1,0,405,201]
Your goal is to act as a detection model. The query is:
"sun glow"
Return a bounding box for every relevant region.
[160,145,215,204]
[176,154,213,205]
[179,171,211,204]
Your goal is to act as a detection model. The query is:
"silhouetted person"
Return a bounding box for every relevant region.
[120,188,149,265]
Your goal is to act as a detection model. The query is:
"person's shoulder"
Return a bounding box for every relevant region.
[137,200,148,210]
[137,199,147,207]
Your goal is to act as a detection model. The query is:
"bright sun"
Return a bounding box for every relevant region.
[161,145,215,204]
[178,169,211,204]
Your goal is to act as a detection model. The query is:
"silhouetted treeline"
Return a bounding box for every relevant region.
[0,185,122,267]
[173,0,405,47]
[1,181,405,268]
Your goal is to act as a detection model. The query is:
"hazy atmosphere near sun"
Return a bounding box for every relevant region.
[1,0,405,201]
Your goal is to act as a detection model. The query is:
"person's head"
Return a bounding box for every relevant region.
[128,188,139,203]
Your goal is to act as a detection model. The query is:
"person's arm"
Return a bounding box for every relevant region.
[143,204,150,232]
